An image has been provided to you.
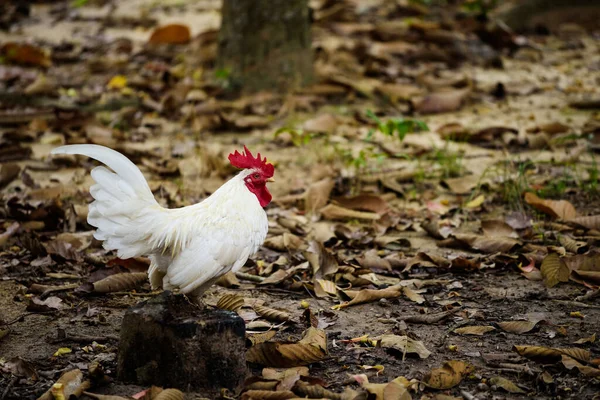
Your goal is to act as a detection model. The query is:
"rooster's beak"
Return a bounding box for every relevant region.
[267,177,275,183]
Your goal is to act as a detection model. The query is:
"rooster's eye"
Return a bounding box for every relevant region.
[253,173,260,179]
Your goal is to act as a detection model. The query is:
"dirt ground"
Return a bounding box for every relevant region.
[2,0,600,399]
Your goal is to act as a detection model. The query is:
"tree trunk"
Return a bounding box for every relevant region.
[217,0,313,93]
[495,0,600,32]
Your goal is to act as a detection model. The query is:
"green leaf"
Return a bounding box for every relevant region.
[416,120,429,131]
[396,123,409,141]
[366,109,382,125]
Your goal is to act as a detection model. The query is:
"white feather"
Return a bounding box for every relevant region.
[52,144,269,297]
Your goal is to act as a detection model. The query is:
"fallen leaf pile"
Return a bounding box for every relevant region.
[2,0,600,398]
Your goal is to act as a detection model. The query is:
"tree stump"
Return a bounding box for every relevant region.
[117,292,247,394]
[217,0,313,93]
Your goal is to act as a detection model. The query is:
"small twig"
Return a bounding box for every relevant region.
[50,333,120,344]
[29,283,79,297]
[235,271,265,282]
[107,291,153,297]
[0,311,57,326]
[250,287,305,296]
[552,300,600,309]
[494,363,535,375]
[575,289,600,302]
[1,376,18,400]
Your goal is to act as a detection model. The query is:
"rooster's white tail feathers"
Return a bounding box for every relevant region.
[52,144,162,259]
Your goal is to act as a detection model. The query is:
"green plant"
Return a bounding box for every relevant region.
[274,127,316,147]
[461,0,498,15]
[365,110,429,142]
[501,161,533,211]
[536,169,571,199]
[409,0,448,7]
[71,0,89,7]
[338,146,386,174]
[214,68,233,89]
[432,145,463,179]
[586,154,599,193]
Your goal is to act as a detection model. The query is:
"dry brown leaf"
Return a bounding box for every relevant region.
[0,222,19,249]
[363,380,411,400]
[558,347,590,363]
[215,271,241,288]
[379,335,431,359]
[540,253,570,288]
[452,233,519,253]
[564,252,600,272]
[246,327,327,367]
[453,326,495,336]
[561,355,600,377]
[1,43,51,67]
[437,122,470,141]
[0,163,20,188]
[524,192,577,220]
[37,369,89,400]
[567,215,600,230]
[314,279,338,297]
[26,296,64,312]
[573,333,596,344]
[535,122,570,135]
[572,269,600,284]
[3,357,37,380]
[443,174,480,195]
[518,259,543,281]
[241,390,296,400]
[421,219,452,240]
[358,249,393,271]
[333,194,390,214]
[262,366,309,380]
[294,382,344,400]
[423,360,473,389]
[254,305,290,322]
[403,308,460,325]
[497,320,539,334]
[302,113,339,134]
[216,294,245,312]
[92,272,147,293]
[263,233,304,252]
[377,83,424,103]
[320,204,381,221]
[265,367,307,391]
[247,331,277,346]
[259,269,290,286]
[481,220,518,238]
[405,252,450,270]
[403,287,425,304]
[337,286,403,309]
[82,392,130,400]
[154,388,185,400]
[489,376,526,393]
[558,235,588,254]
[45,234,87,261]
[513,345,563,363]
[305,178,335,215]
[304,240,339,280]
[414,88,470,114]
[148,24,191,45]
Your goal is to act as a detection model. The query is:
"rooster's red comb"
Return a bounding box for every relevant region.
[228,145,274,178]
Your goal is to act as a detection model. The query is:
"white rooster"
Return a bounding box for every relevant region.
[52,144,274,302]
